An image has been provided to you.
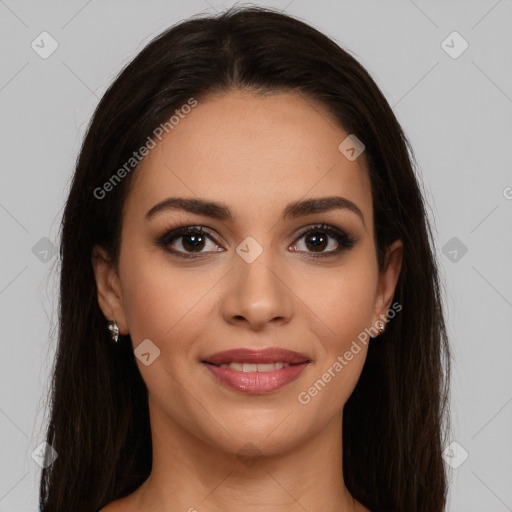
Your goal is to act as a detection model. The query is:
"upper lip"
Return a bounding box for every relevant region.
[202,348,310,366]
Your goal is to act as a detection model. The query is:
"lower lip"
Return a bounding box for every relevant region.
[202,362,309,394]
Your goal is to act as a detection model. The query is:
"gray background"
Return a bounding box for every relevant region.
[1,0,511,510]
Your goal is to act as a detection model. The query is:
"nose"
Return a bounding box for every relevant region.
[220,249,293,331]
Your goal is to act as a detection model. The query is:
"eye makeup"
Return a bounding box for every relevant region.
[154,222,357,260]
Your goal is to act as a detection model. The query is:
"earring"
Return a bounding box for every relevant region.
[107,320,120,343]
[377,321,385,335]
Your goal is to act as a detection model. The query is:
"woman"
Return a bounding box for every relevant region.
[39,6,451,512]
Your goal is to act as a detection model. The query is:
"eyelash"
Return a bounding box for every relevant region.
[155,223,357,260]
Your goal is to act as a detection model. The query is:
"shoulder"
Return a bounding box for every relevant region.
[98,503,116,512]
[99,496,128,512]
[100,483,145,511]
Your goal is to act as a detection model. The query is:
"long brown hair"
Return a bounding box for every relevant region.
[40,6,451,511]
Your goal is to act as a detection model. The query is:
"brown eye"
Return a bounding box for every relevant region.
[291,223,356,258]
[303,231,329,252]
[157,226,224,258]
[180,231,207,252]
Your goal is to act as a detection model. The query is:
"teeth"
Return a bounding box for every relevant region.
[243,363,258,372]
[218,362,290,372]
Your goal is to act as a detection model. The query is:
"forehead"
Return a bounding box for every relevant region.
[124,90,372,227]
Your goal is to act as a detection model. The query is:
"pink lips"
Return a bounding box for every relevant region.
[202,348,311,394]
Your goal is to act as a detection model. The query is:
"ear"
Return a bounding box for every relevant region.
[91,245,129,335]
[373,239,403,324]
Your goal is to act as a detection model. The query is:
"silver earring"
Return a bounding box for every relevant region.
[377,321,385,334]
[107,320,120,343]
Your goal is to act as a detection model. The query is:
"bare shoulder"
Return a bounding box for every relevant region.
[99,496,130,512]
[100,481,146,511]
[98,501,117,512]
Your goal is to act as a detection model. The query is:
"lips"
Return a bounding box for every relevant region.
[202,348,310,366]
[201,348,311,394]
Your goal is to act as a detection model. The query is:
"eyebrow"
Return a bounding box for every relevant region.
[145,196,365,226]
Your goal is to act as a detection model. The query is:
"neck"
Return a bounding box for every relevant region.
[131,403,366,512]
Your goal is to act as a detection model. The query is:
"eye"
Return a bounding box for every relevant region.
[290,223,356,258]
[156,222,357,260]
[156,225,223,259]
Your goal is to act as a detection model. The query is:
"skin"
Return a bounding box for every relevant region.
[93,89,402,512]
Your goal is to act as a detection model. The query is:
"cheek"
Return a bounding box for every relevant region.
[120,268,171,342]
[312,256,378,344]
[329,267,377,330]
[118,244,184,344]
[118,246,217,363]
[304,255,378,400]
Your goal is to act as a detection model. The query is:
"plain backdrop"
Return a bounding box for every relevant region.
[1,1,511,510]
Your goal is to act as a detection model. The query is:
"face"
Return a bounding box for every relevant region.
[93,90,402,457]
